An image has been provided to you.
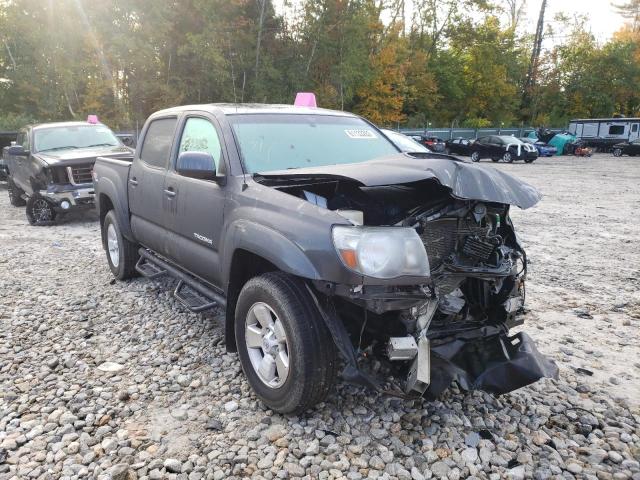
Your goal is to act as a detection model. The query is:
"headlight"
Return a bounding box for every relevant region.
[332,226,430,279]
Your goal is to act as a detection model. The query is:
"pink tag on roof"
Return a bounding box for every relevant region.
[87,115,99,124]
[294,92,317,108]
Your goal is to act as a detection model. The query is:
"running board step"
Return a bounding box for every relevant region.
[173,280,218,313]
[135,257,167,279]
[137,248,226,312]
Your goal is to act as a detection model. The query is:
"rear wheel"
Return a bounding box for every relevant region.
[25,196,56,225]
[103,210,139,280]
[502,151,514,163]
[7,178,26,207]
[470,151,480,162]
[613,148,623,157]
[235,272,338,414]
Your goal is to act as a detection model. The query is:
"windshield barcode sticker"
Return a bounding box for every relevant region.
[345,129,377,139]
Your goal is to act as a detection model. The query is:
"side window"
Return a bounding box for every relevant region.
[178,117,223,174]
[632,124,638,133]
[20,130,30,150]
[140,118,177,168]
[608,125,625,135]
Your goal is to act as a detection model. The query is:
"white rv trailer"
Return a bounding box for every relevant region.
[568,117,640,150]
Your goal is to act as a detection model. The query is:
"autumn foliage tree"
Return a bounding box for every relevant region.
[0,0,638,130]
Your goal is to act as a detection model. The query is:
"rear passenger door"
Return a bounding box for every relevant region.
[129,116,177,257]
[164,114,227,287]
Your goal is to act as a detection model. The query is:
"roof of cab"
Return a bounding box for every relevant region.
[31,121,106,131]
[151,103,356,117]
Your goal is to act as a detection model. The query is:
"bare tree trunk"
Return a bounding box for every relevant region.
[254,0,266,89]
[522,0,546,122]
[3,40,16,69]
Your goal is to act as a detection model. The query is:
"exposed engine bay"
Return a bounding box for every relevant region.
[263,174,558,398]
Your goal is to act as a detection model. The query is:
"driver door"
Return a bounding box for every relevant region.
[164,114,227,287]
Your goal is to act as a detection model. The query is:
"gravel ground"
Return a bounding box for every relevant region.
[0,153,639,480]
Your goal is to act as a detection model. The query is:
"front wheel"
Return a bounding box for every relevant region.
[235,272,338,414]
[503,151,514,163]
[103,210,139,280]
[26,196,56,225]
[470,151,480,162]
[613,148,623,157]
[7,178,26,207]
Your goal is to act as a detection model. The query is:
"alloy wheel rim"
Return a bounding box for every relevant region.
[107,224,120,268]
[32,199,53,223]
[245,302,290,388]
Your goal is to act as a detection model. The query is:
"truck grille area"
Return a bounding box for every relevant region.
[420,219,457,269]
[67,165,94,185]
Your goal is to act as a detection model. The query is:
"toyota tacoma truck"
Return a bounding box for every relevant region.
[93,104,557,413]
[3,121,132,225]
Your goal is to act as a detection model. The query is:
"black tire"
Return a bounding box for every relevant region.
[491,157,500,162]
[613,148,623,157]
[470,151,480,162]
[235,272,338,414]
[103,210,139,280]
[502,151,514,163]
[25,196,56,225]
[7,178,26,207]
[524,157,536,164]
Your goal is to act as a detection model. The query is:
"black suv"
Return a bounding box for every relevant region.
[469,136,538,163]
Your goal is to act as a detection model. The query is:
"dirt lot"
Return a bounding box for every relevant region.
[0,153,638,480]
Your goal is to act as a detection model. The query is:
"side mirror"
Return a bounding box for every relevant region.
[7,145,28,157]
[176,151,217,181]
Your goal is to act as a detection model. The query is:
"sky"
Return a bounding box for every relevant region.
[525,0,627,42]
[275,0,629,46]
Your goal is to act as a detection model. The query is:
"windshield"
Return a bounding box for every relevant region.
[34,125,121,152]
[382,129,431,153]
[229,114,399,173]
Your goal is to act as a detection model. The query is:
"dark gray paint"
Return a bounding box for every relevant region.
[94,104,541,294]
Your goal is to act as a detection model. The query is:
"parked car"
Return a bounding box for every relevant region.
[418,135,446,152]
[3,121,132,225]
[612,138,640,157]
[469,135,538,163]
[0,148,9,181]
[444,137,473,156]
[381,129,431,154]
[94,104,556,413]
[519,137,557,157]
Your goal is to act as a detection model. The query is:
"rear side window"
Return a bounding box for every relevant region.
[632,124,638,132]
[140,118,177,168]
[608,125,625,135]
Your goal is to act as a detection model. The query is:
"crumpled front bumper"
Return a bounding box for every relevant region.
[39,185,95,209]
[427,328,559,397]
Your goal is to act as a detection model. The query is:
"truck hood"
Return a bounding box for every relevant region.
[257,154,541,209]
[35,145,133,166]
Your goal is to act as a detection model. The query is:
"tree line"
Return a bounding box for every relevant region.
[0,0,639,131]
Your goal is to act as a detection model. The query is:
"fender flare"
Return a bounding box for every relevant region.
[222,220,322,285]
[96,177,134,242]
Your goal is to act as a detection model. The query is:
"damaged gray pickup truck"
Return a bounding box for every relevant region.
[93,104,557,413]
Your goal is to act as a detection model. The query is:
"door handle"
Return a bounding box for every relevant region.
[129,178,138,186]
[164,188,176,198]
